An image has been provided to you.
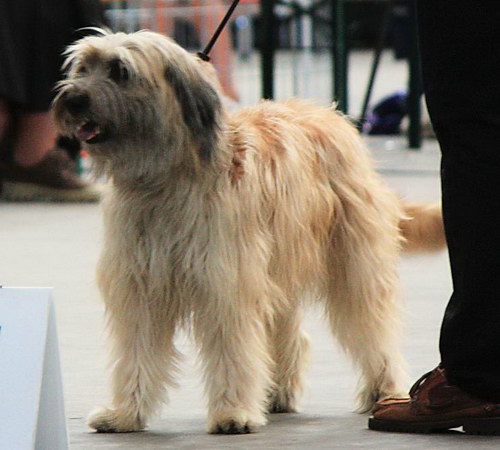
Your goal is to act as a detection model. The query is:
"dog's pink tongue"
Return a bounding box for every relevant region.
[76,122,100,142]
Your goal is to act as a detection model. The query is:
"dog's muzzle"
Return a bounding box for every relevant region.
[64,92,90,116]
[58,90,106,144]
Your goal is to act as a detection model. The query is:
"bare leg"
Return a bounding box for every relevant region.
[12,110,57,166]
[0,98,11,146]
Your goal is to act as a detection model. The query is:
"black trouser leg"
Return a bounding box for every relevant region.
[417,1,500,401]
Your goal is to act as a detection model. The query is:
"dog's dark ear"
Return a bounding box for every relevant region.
[164,65,222,161]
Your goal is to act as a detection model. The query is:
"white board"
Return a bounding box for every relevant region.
[0,287,68,450]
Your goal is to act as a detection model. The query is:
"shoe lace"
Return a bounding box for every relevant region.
[409,367,439,398]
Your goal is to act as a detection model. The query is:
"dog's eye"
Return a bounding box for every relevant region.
[75,65,87,76]
[109,59,129,83]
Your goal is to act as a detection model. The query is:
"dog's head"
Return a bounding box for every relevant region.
[53,29,223,178]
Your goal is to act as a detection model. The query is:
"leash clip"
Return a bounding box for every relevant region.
[198,0,241,61]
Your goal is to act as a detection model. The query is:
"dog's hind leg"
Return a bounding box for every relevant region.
[324,216,408,413]
[193,302,273,434]
[267,307,310,413]
[87,295,180,433]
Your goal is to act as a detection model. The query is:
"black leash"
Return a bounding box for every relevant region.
[197,0,242,62]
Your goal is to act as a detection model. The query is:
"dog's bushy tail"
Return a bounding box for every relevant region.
[399,203,446,253]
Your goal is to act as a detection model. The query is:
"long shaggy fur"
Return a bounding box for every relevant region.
[400,203,446,252]
[53,29,444,434]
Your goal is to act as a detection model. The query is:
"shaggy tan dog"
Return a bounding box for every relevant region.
[53,29,445,434]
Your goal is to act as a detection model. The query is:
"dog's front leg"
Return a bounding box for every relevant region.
[88,295,180,433]
[193,302,272,434]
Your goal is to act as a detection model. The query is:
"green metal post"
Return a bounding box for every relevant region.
[332,0,348,113]
[407,0,422,149]
[260,0,276,99]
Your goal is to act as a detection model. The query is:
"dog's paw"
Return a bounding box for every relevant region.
[207,409,266,434]
[356,388,379,414]
[268,400,298,414]
[211,419,253,434]
[268,390,298,414]
[87,407,145,433]
[357,387,409,414]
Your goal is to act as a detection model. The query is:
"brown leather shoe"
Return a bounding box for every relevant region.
[0,148,100,202]
[368,366,500,435]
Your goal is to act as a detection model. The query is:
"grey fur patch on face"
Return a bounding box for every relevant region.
[164,64,222,162]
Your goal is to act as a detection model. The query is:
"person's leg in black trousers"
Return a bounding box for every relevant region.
[422,2,500,400]
[369,1,500,434]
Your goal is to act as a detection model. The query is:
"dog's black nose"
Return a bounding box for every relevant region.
[65,92,90,115]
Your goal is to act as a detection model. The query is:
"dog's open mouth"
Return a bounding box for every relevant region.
[76,121,105,144]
